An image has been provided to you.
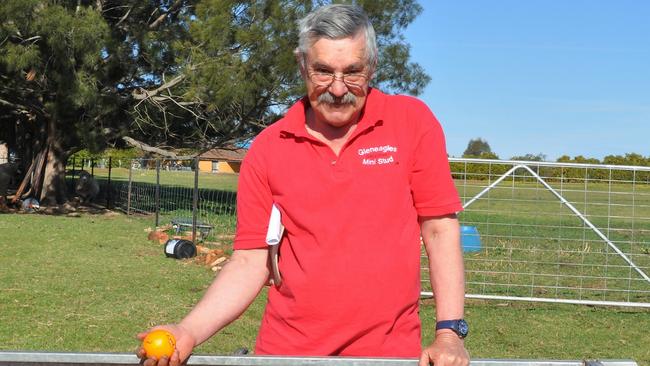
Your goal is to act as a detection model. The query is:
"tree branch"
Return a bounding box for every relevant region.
[115,5,133,27]
[122,136,193,159]
[131,74,186,101]
[0,97,26,111]
[149,0,184,30]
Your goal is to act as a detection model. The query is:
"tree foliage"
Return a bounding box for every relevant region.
[511,153,546,162]
[462,138,496,158]
[0,0,430,204]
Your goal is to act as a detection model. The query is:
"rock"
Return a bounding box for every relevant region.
[209,256,227,267]
[147,231,169,243]
[196,245,212,254]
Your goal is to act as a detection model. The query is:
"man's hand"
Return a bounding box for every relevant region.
[137,324,196,366]
[419,331,469,366]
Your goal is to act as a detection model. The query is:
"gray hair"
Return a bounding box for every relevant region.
[295,4,378,71]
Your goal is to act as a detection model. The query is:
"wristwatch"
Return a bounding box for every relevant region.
[435,319,469,338]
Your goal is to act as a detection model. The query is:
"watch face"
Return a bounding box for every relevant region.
[457,319,469,337]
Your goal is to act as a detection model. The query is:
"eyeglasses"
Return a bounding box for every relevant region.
[308,71,369,88]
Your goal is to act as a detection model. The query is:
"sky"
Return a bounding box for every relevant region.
[402,1,650,161]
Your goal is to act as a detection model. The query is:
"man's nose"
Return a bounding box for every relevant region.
[328,78,349,97]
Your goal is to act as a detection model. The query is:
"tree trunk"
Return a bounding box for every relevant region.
[39,119,68,205]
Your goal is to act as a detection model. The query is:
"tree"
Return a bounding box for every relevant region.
[462,138,495,158]
[1,0,430,205]
[556,155,600,164]
[511,153,546,162]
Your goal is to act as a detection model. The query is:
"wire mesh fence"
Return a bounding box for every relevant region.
[63,156,650,307]
[420,158,650,308]
[65,157,238,241]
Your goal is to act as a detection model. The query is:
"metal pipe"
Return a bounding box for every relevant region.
[192,156,199,243]
[448,157,650,172]
[107,157,112,209]
[0,352,638,366]
[462,165,521,209]
[127,160,133,215]
[155,159,160,228]
[425,293,650,309]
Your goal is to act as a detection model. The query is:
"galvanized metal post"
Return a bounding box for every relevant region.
[107,157,112,209]
[127,160,133,215]
[71,156,76,191]
[192,156,199,243]
[155,159,160,228]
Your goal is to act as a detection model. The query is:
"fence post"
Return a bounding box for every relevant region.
[71,156,76,192]
[107,157,112,209]
[192,156,199,243]
[155,159,160,228]
[127,160,133,215]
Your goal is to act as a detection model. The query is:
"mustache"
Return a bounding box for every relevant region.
[317,92,357,105]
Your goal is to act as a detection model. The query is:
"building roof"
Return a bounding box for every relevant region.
[199,147,248,162]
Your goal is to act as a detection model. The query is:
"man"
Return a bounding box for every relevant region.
[138,4,469,366]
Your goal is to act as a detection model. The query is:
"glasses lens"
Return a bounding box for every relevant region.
[309,72,367,87]
[311,73,333,86]
[343,74,366,86]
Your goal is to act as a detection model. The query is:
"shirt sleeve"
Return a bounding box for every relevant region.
[233,140,273,250]
[408,102,463,217]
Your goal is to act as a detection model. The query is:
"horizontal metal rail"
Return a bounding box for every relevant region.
[448,157,650,172]
[0,352,638,366]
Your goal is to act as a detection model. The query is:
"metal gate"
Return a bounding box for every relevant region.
[421,158,650,308]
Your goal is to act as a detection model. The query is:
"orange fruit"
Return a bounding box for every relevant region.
[142,329,176,359]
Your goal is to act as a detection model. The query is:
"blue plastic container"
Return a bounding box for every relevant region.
[460,225,482,252]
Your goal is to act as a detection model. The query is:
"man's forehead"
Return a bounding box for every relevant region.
[309,60,366,70]
[305,36,368,69]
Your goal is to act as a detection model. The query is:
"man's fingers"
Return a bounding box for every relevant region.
[158,357,169,366]
[169,349,182,366]
[431,352,470,366]
[419,350,435,366]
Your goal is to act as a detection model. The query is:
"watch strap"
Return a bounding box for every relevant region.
[435,319,468,338]
[435,319,459,331]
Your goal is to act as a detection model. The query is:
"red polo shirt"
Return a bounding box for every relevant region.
[234,88,461,357]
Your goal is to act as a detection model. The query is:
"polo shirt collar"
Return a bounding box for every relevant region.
[280,87,386,139]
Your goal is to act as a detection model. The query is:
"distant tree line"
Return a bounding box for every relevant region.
[455,138,650,182]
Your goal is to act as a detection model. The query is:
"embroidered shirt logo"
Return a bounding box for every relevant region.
[358,144,398,166]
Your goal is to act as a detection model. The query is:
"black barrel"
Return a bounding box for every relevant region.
[164,239,196,259]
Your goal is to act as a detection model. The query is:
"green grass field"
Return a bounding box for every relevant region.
[1,213,649,364]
